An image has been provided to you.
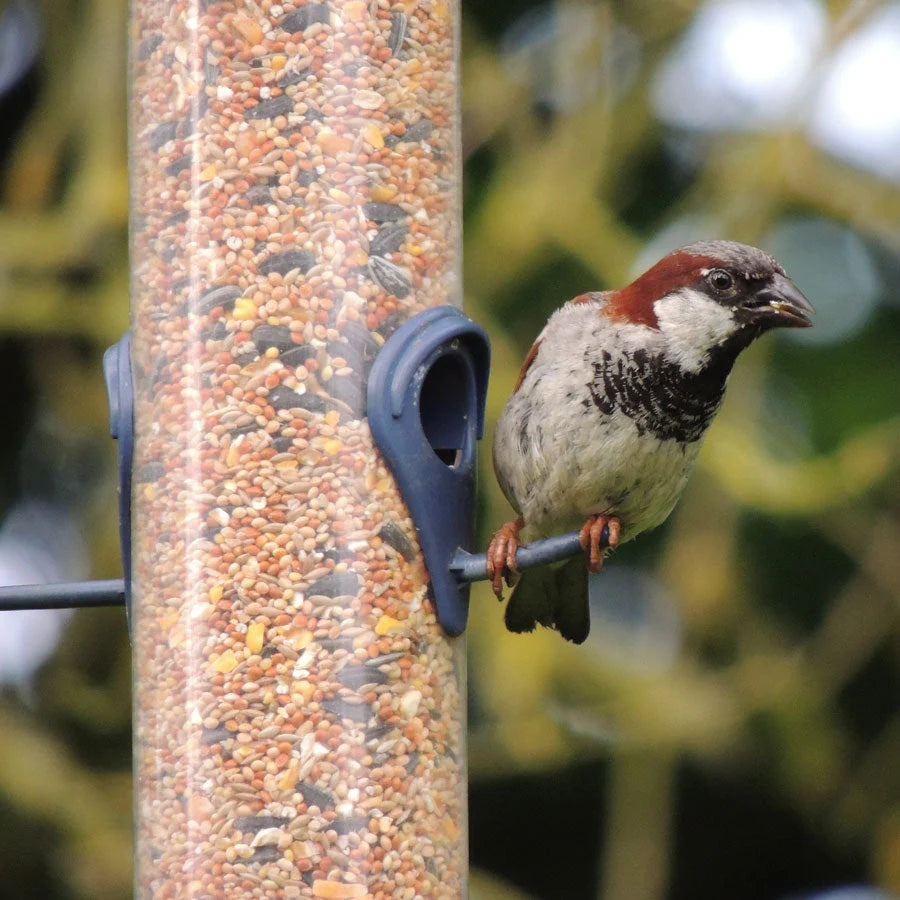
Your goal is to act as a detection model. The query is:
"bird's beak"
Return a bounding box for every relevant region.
[746,273,815,329]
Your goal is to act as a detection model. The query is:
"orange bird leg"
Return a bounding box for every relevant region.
[578,514,621,574]
[486,516,524,600]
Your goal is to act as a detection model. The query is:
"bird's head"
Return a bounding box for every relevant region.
[607,240,814,372]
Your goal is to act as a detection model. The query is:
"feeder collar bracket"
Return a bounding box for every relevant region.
[367,306,491,637]
[102,331,134,633]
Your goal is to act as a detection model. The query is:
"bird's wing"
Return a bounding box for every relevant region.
[513,338,543,393]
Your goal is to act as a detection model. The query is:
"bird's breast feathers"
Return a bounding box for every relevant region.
[494,301,716,540]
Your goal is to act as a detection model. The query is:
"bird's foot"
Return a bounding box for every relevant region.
[578,514,621,574]
[486,517,524,600]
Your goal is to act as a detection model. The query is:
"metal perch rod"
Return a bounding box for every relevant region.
[0,531,592,609]
[449,530,586,583]
[0,579,126,610]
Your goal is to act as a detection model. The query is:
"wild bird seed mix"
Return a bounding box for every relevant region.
[130,1,464,896]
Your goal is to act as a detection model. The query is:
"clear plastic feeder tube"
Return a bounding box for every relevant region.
[129,2,465,896]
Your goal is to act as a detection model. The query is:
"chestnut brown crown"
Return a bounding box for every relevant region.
[607,240,814,331]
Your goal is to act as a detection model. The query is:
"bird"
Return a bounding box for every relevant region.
[487,240,814,644]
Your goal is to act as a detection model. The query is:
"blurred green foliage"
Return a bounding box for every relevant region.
[0,0,898,898]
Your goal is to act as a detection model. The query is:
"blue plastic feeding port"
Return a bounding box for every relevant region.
[103,331,134,632]
[367,306,490,636]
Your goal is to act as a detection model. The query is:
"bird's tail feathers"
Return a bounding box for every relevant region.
[504,556,590,644]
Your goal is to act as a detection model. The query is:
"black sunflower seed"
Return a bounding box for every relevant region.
[200,724,234,745]
[369,222,407,257]
[278,344,317,367]
[202,321,228,343]
[247,94,295,120]
[388,12,407,56]
[386,118,433,146]
[138,34,163,60]
[193,285,242,316]
[248,846,281,863]
[166,156,192,176]
[404,119,433,142]
[362,201,408,223]
[163,209,189,228]
[266,385,326,413]
[295,782,334,809]
[272,436,294,453]
[342,59,365,77]
[326,339,363,372]
[150,121,180,151]
[171,276,191,295]
[251,325,295,354]
[321,547,355,563]
[245,184,273,206]
[280,4,329,33]
[337,666,389,690]
[294,169,317,187]
[322,698,371,724]
[368,256,411,299]
[364,652,404,668]
[364,723,394,741]
[318,636,356,651]
[327,375,366,419]
[333,816,370,835]
[279,66,312,86]
[308,570,361,599]
[335,323,380,373]
[377,522,416,561]
[230,422,261,437]
[258,249,315,276]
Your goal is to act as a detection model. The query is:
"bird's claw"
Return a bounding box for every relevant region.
[486,517,523,600]
[579,514,620,574]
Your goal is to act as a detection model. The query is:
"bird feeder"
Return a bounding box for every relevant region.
[127,2,471,896]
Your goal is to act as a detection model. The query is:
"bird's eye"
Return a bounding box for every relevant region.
[708,269,734,292]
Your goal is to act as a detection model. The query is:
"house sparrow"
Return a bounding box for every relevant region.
[488,240,813,643]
